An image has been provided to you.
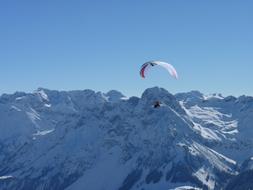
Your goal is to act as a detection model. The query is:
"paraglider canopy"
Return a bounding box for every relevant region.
[140,61,178,79]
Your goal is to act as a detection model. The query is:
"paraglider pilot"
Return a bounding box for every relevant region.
[153,101,161,108]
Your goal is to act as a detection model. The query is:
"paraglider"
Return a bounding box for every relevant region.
[140,61,178,109]
[153,101,161,108]
[140,61,178,79]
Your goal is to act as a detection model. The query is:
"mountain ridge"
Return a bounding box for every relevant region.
[0,87,252,190]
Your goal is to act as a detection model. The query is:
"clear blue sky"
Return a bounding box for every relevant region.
[1,0,252,97]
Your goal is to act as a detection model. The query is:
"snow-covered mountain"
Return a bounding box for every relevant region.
[0,87,252,190]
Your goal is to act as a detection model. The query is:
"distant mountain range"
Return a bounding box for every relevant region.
[0,87,252,190]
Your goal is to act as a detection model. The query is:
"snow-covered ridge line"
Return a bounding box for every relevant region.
[0,87,253,190]
[1,87,253,101]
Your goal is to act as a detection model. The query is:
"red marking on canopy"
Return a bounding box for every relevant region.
[140,64,148,78]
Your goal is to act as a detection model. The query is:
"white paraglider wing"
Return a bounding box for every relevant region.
[154,61,178,79]
[140,61,178,79]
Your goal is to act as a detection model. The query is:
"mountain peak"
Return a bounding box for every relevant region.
[105,90,126,102]
[141,87,174,100]
[34,88,50,102]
